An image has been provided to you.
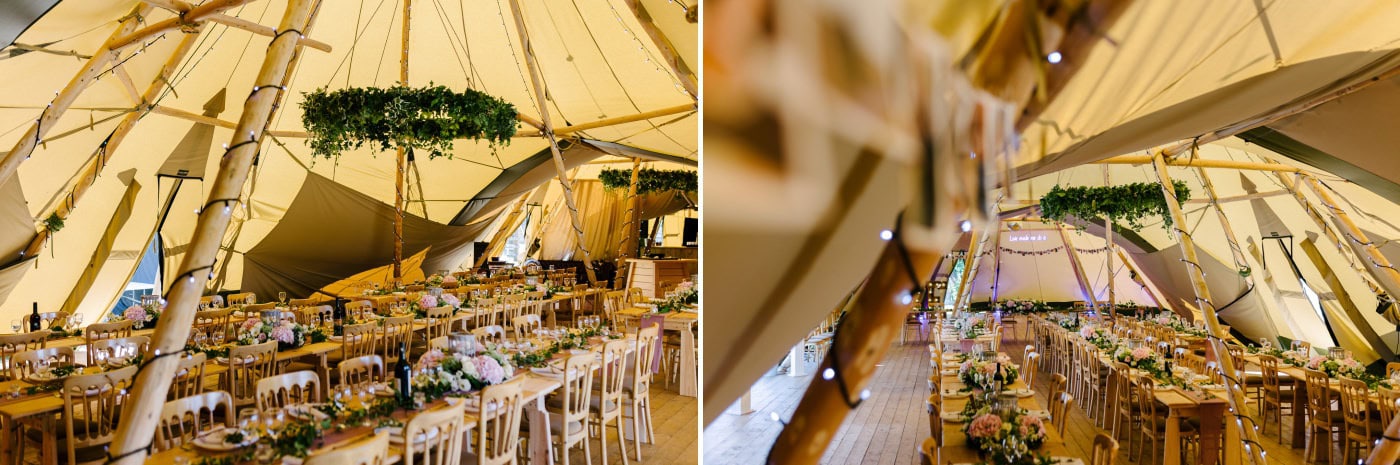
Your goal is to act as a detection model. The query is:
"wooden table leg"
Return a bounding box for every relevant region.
[788,343,806,377]
[42,416,56,465]
[1165,409,1182,465]
[1198,403,1225,465]
[679,323,697,397]
[1292,378,1307,448]
[0,415,14,465]
[528,394,554,465]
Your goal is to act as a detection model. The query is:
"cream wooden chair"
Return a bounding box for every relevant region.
[1022,352,1040,387]
[227,341,279,409]
[1091,432,1120,465]
[57,365,138,465]
[0,330,47,380]
[1340,377,1382,464]
[157,390,234,451]
[546,353,595,465]
[512,314,542,342]
[1257,354,1295,437]
[379,315,413,368]
[623,325,660,460]
[199,295,224,308]
[592,339,629,465]
[256,370,321,411]
[83,319,135,365]
[337,355,384,391]
[464,377,526,465]
[88,335,149,366]
[401,401,467,465]
[10,346,75,380]
[226,292,256,305]
[1049,391,1074,437]
[169,353,208,400]
[926,393,942,447]
[334,322,378,363]
[424,306,453,341]
[918,437,938,465]
[428,336,449,352]
[193,308,234,345]
[27,311,68,332]
[1305,368,1345,465]
[472,325,507,346]
[304,431,390,465]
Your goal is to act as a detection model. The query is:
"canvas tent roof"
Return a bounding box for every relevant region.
[707,0,1400,424]
[0,0,696,323]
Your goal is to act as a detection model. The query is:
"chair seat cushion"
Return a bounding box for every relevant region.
[547,411,585,436]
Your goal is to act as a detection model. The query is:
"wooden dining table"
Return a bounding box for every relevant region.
[937,364,1072,464]
[615,307,698,397]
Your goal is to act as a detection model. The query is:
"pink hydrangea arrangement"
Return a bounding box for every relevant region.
[1078,325,1097,339]
[417,348,446,370]
[966,413,1003,441]
[123,305,147,323]
[1017,414,1047,443]
[418,294,439,309]
[440,294,461,308]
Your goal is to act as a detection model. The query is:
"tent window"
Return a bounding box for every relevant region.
[653,217,665,245]
[111,238,162,316]
[943,258,966,310]
[500,214,530,265]
[1299,279,1327,324]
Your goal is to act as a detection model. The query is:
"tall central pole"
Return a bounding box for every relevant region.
[393,0,410,281]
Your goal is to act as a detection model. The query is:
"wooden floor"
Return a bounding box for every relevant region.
[704,329,1323,465]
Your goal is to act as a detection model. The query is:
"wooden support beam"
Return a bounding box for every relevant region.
[393,0,410,281]
[1115,247,1166,309]
[1273,172,1388,298]
[145,0,193,11]
[105,0,258,51]
[150,104,301,138]
[1094,155,1300,172]
[104,2,319,464]
[507,0,598,285]
[515,104,696,137]
[21,33,202,261]
[1057,226,1099,309]
[620,0,697,99]
[1103,165,1115,313]
[1195,165,1258,287]
[991,221,1004,302]
[615,158,643,288]
[1152,152,1267,465]
[0,4,153,191]
[1297,173,1400,304]
[112,66,142,105]
[206,13,332,52]
[955,229,990,311]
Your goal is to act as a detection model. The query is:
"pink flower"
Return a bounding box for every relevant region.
[1018,415,1045,438]
[418,294,439,309]
[1130,347,1152,361]
[473,356,506,385]
[1079,325,1097,339]
[967,413,1003,439]
[1307,356,1327,369]
[124,305,146,322]
[271,324,296,344]
[417,349,446,370]
[444,275,458,284]
[241,318,260,331]
[441,294,461,308]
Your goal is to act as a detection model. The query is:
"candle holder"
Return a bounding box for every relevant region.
[450,333,479,355]
[261,310,281,325]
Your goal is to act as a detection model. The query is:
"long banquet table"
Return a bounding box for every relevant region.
[936,355,1072,464]
[615,307,698,397]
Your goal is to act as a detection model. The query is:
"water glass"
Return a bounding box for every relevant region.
[255,442,277,465]
[413,391,426,409]
[278,292,288,304]
[9,320,18,333]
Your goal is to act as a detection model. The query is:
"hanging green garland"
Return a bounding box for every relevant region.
[598,168,697,194]
[44,213,63,232]
[299,84,517,160]
[1039,181,1190,231]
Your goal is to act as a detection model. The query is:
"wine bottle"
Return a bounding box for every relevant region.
[394,341,412,403]
[28,303,40,332]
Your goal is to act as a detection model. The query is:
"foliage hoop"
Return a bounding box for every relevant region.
[299,84,517,160]
[1038,181,1190,232]
[598,168,697,194]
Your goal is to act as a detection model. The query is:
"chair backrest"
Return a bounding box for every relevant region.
[1050,391,1073,436]
[304,431,391,465]
[471,325,506,346]
[86,320,135,350]
[425,306,453,340]
[228,341,279,407]
[377,316,413,366]
[1380,388,1400,428]
[10,346,75,380]
[918,437,937,465]
[1048,373,1067,401]
[925,393,942,444]
[346,300,375,320]
[289,297,322,308]
[512,314,541,341]
[1258,354,1282,395]
[1388,362,1400,379]
[474,377,526,465]
[341,322,378,359]
[597,340,628,416]
[633,325,661,393]
[1339,376,1374,436]
[169,352,208,400]
[256,370,321,411]
[557,353,596,435]
[193,308,234,345]
[401,401,468,465]
[1023,352,1040,386]
[1135,377,1161,432]
[1304,368,1335,424]
[338,355,385,391]
[62,365,138,464]
[429,336,449,352]
[89,335,149,366]
[226,292,256,305]
[157,390,234,451]
[0,330,47,379]
[1090,432,1119,465]
[199,295,224,308]
[28,311,68,332]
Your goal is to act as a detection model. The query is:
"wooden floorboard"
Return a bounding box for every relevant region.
[704,328,1329,465]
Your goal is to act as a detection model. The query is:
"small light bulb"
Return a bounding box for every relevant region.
[1047,51,1062,64]
[860,389,871,400]
[823,368,835,380]
[879,229,893,241]
[901,292,913,305]
[769,412,781,422]
[960,220,972,232]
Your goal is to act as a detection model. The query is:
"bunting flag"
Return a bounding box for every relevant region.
[999,245,1109,256]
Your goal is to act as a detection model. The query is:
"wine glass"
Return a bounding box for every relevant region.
[9,320,19,334]
[278,292,288,306]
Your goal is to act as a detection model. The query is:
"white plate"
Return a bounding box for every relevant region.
[330,335,344,342]
[941,389,970,399]
[940,369,958,376]
[379,426,440,444]
[1002,388,1035,398]
[531,367,563,378]
[193,427,259,451]
[285,405,330,421]
[940,412,967,423]
[1024,409,1052,421]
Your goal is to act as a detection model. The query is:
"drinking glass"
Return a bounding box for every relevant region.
[239,408,259,429]
[413,391,426,409]
[9,320,18,333]
[278,292,288,305]
[255,442,277,465]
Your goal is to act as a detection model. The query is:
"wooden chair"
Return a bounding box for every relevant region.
[926,393,942,444]
[1049,391,1074,437]
[346,300,375,320]
[1304,368,1345,465]
[463,377,526,465]
[169,353,208,400]
[1110,363,1139,452]
[10,346,75,380]
[88,335,149,366]
[83,319,134,365]
[157,390,234,451]
[226,292,256,305]
[545,353,595,465]
[378,316,413,368]
[400,401,467,465]
[424,306,453,341]
[256,370,321,411]
[428,336,449,352]
[56,365,138,465]
[334,322,378,363]
[1257,354,1295,437]
[592,339,629,465]
[472,325,507,346]
[1091,432,1120,465]
[1136,378,1199,465]
[623,325,660,460]
[304,431,391,465]
[1380,388,1400,430]
[227,341,279,409]
[192,308,233,345]
[27,311,68,332]
[1081,346,1105,425]
[1048,373,1067,403]
[0,330,47,380]
[288,297,322,308]
[1388,362,1400,379]
[512,314,541,342]
[1340,377,1383,464]
[337,355,384,392]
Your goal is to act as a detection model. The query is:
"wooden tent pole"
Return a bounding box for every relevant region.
[990,221,1004,302]
[20,32,201,260]
[615,158,643,288]
[475,192,533,268]
[392,0,411,281]
[955,229,991,311]
[105,2,318,464]
[1115,247,1167,309]
[1152,152,1267,465]
[1057,225,1099,309]
[1104,165,1115,314]
[506,0,599,285]
[619,0,697,99]
[0,4,153,197]
[1094,155,1300,172]
[1297,173,1400,301]
[1273,172,1388,297]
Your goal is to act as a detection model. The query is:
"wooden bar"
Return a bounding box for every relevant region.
[624,258,697,298]
[1058,225,1099,309]
[1094,155,1301,172]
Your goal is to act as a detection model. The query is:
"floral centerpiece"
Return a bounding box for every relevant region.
[425,274,445,287]
[411,346,516,401]
[1078,325,1117,350]
[1307,354,1362,378]
[238,319,322,350]
[1114,346,1161,376]
[963,407,1051,464]
[994,299,1044,315]
[411,294,440,318]
[443,274,459,286]
[958,354,1019,392]
[113,301,163,328]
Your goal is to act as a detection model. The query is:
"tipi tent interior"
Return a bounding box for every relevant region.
[706,1,1400,465]
[0,1,697,464]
